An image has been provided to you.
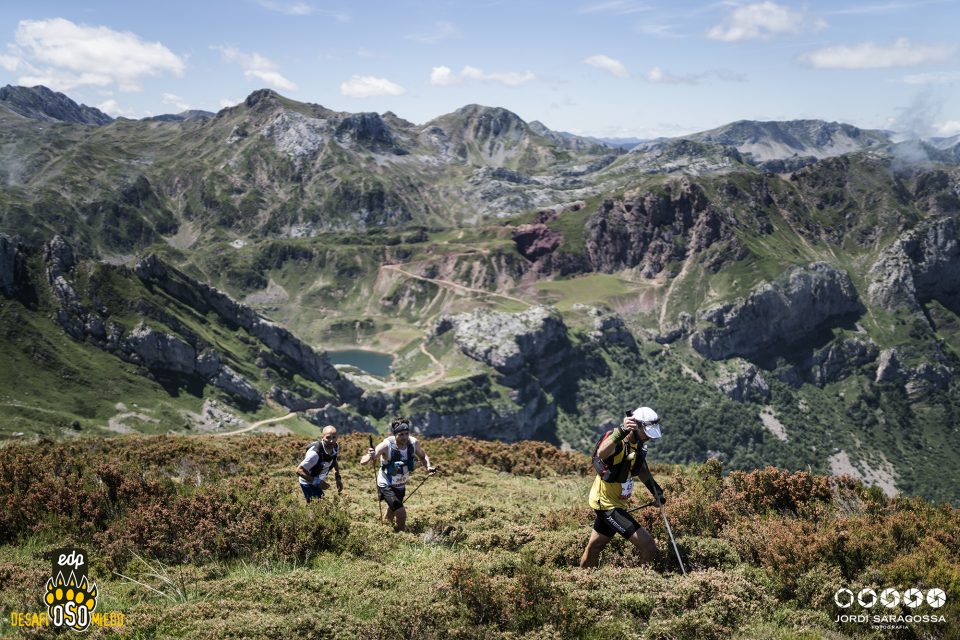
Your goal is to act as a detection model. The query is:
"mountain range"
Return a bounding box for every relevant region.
[1,84,959,503]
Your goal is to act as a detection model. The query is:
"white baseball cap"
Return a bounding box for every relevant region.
[631,406,661,439]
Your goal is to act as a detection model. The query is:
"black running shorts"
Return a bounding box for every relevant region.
[378,485,406,511]
[593,508,640,538]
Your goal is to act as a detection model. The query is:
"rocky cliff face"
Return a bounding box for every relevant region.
[431,306,575,440]
[867,216,960,315]
[134,254,365,405]
[776,337,879,387]
[690,263,863,361]
[584,179,740,277]
[36,238,265,406]
[444,306,568,375]
[0,234,24,297]
[715,360,770,402]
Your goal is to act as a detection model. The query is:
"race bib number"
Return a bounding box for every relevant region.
[620,479,634,500]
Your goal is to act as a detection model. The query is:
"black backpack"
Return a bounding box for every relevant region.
[304,441,339,479]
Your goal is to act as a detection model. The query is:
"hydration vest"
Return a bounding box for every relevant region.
[380,437,416,482]
[304,441,339,479]
[592,431,646,483]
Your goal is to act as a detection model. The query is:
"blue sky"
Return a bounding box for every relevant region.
[0,0,958,138]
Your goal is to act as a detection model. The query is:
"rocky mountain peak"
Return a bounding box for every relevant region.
[686,119,890,168]
[244,88,282,110]
[335,112,398,149]
[0,84,112,125]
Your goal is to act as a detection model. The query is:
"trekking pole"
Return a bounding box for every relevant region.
[404,469,436,503]
[369,436,382,521]
[658,499,687,576]
[627,500,656,514]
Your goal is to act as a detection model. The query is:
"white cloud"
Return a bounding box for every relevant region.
[162,92,190,111]
[461,66,535,87]
[8,18,184,92]
[583,54,630,78]
[826,0,952,15]
[430,65,461,86]
[340,75,405,98]
[800,38,955,69]
[578,1,651,15]
[96,98,138,118]
[0,54,19,72]
[431,65,535,87]
[636,23,685,38]
[645,66,746,84]
[899,71,960,85]
[936,120,960,136]
[219,97,241,109]
[406,21,461,44]
[256,1,350,21]
[215,46,297,91]
[707,2,822,42]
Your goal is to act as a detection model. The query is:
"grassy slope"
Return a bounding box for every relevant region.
[0,433,956,640]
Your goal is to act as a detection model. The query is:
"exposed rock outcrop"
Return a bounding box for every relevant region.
[211,366,262,406]
[905,363,952,398]
[412,403,552,442]
[442,306,568,375]
[584,180,737,277]
[304,404,375,433]
[134,254,362,404]
[656,312,694,344]
[121,324,263,406]
[0,234,24,297]
[690,263,863,360]
[867,216,960,315]
[431,306,575,438]
[806,338,878,386]
[335,112,403,153]
[43,235,76,282]
[584,308,638,351]
[715,360,770,402]
[776,337,879,387]
[123,324,197,375]
[875,348,903,383]
[512,223,562,261]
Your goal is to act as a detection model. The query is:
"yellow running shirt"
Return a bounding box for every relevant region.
[589,439,638,510]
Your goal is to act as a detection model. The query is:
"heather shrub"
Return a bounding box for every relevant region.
[723,467,834,517]
[527,528,587,568]
[647,568,773,640]
[440,556,588,637]
[793,562,844,610]
[98,487,351,568]
[461,522,536,552]
[676,535,740,570]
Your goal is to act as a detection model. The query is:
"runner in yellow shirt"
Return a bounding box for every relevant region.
[580,406,665,568]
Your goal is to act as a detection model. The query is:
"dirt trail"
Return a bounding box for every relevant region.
[214,411,299,437]
[383,343,449,391]
[381,264,531,307]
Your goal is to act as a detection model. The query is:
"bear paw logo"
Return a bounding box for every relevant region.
[44,572,97,631]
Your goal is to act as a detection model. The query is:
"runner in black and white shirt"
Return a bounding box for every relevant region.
[360,417,436,531]
[296,425,342,503]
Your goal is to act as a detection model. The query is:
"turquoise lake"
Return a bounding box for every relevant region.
[326,349,393,377]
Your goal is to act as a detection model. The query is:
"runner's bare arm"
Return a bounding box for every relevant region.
[361,441,388,465]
